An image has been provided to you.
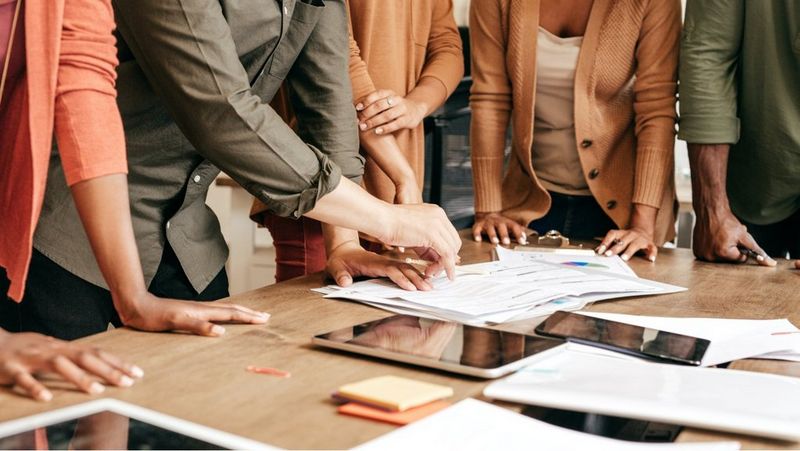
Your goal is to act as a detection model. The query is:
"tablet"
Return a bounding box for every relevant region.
[311,315,564,378]
[0,399,275,450]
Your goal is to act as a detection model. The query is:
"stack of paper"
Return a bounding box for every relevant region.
[355,398,740,451]
[483,344,800,442]
[317,247,686,325]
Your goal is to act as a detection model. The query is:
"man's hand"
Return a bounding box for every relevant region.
[115,294,270,337]
[327,241,432,291]
[693,208,776,266]
[472,212,528,245]
[356,90,427,135]
[0,331,142,401]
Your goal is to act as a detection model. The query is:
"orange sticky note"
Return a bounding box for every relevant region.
[338,400,451,426]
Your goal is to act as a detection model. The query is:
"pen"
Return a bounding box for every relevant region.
[737,246,767,263]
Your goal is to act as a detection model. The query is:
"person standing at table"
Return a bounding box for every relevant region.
[250,0,464,285]
[2,0,461,347]
[469,0,680,262]
[679,0,800,269]
[0,0,275,402]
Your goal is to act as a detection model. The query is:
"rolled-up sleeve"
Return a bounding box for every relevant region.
[287,0,363,184]
[113,0,343,218]
[55,0,128,186]
[678,0,744,144]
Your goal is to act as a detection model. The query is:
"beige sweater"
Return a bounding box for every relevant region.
[469,0,680,243]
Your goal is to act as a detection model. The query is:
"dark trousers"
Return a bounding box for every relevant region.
[529,191,618,241]
[742,209,800,259]
[0,242,229,341]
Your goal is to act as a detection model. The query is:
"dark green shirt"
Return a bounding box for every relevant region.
[34,0,362,292]
[678,0,800,225]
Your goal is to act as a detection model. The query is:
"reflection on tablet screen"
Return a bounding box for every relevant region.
[316,315,562,369]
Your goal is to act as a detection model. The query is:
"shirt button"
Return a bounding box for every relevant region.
[166,221,171,230]
[581,139,593,148]
[284,5,288,14]
[193,175,201,183]
[588,168,600,180]
[606,200,618,210]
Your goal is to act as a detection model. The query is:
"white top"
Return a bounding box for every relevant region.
[531,27,590,196]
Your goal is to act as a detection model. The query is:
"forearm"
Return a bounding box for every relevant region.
[406,77,448,118]
[688,143,732,215]
[305,178,393,241]
[359,132,417,186]
[69,174,148,305]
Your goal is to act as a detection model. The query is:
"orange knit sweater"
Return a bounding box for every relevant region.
[469,0,680,243]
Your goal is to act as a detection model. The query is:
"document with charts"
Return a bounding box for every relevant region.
[316,247,686,325]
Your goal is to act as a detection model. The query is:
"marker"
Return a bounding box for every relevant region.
[771,331,800,336]
[246,366,291,378]
[737,246,766,263]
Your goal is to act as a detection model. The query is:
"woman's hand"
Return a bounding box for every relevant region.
[0,330,142,402]
[356,90,427,135]
[596,204,658,262]
[326,240,432,291]
[472,212,528,245]
[114,294,270,337]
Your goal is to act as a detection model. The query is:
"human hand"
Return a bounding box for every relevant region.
[472,212,528,245]
[379,203,461,281]
[693,208,775,266]
[0,331,142,401]
[326,241,432,291]
[115,293,270,337]
[596,228,657,262]
[356,90,427,135]
[350,316,457,359]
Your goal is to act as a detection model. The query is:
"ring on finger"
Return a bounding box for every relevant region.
[386,97,394,106]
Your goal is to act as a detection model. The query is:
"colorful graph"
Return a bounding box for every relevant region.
[561,261,611,270]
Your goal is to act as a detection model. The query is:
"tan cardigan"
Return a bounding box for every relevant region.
[469,0,680,243]
[347,0,463,200]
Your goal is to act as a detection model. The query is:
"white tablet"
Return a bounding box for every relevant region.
[0,399,276,450]
[312,314,565,378]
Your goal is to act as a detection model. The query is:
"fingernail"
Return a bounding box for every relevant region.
[621,255,630,261]
[211,325,226,336]
[90,382,105,395]
[356,103,363,110]
[597,245,607,254]
[376,127,383,134]
[359,123,367,130]
[605,251,613,257]
[502,238,511,245]
[756,255,765,262]
[519,238,527,245]
[338,276,352,285]
[491,238,499,244]
[259,312,271,319]
[119,376,134,387]
[131,366,144,378]
[38,390,53,402]
[649,256,656,262]
[474,236,482,242]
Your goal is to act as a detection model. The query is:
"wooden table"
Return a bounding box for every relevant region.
[2,232,799,449]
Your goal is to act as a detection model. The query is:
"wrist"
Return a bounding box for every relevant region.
[110,287,151,322]
[629,204,657,237]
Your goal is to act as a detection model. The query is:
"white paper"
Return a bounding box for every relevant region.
[495,245,638,277]
[355,398,740,451]
[320,253,685,325]
[484,345,800,442]
[579,312,800,365]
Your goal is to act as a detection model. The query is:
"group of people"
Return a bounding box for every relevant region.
[0,0,797,403]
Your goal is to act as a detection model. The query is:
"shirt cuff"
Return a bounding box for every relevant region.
[678,114,740,144]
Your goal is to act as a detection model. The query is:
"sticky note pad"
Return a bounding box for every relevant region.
[338,400,451,425]
[336,375,453,412]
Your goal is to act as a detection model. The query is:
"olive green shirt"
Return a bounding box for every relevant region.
[678,0,800,225]
[33,0,363,293]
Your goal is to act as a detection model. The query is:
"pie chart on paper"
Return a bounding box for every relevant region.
[561,261,611,270]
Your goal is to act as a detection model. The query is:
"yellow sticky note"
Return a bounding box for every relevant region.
[337,376,454,412]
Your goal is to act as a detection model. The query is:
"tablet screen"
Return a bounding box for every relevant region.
[315,315,562,370]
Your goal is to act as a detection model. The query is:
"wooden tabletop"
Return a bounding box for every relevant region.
[2,231,799,449]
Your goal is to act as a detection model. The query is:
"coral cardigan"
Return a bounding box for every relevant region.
[0,0,127,301]
[470,0,680,243]
[347,0,463,201]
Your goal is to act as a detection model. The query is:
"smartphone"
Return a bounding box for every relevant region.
[534,311,710,366]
